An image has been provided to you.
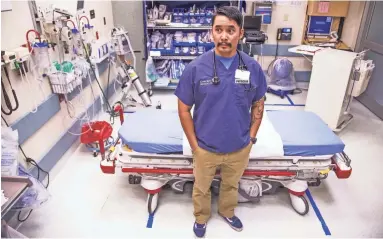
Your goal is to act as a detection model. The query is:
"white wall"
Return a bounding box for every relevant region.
[341,1,366,50]
[1,1,34,49]
[1,0,116,169]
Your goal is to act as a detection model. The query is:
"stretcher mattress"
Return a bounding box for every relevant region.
[119,109,345,156]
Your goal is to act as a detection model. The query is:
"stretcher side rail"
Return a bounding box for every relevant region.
[116,155,333,168]
[101,144,352,179]
[119,150,334,160]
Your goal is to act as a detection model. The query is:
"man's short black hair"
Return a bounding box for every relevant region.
[212,6,243,28]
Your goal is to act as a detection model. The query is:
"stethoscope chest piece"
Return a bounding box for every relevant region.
[212,76,220,85]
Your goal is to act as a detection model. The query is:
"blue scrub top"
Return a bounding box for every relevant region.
[174,50,267,154]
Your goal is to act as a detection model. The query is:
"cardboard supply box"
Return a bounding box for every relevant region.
[307,1,350,17]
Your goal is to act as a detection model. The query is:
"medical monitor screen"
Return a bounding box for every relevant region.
[308,16,332,35]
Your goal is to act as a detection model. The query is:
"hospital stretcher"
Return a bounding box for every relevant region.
[98,108,352,216]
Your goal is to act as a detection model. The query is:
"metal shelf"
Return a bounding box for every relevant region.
[151,55,198,60]
[147,25,211,30]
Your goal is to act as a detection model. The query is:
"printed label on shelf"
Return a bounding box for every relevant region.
[150,51,161,56]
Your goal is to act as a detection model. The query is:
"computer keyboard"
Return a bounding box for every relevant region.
[296,45,323,53]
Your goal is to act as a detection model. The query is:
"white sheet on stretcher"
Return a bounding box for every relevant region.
[182,110,284,158]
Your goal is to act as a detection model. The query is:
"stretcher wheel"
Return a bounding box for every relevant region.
[290,195,309,216]
[147,193,159,214]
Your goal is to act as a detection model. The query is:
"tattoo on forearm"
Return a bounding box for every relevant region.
[251,96,265,125]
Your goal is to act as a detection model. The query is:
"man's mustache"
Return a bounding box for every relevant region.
[218,42,232,47]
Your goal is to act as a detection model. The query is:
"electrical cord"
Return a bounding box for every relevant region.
[275,40,279,60]
[1,66,19,115]
[292,88,303,94]
[106,57,111,102]
[1,117,50,187]
[1,116,50,222]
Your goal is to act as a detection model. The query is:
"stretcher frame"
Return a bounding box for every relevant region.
[99,143,352,216]
[96,106,352,217]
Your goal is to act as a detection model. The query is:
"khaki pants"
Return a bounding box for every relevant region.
[192,143,252,224]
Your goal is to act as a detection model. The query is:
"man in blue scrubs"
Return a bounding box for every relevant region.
[174,6,267,238]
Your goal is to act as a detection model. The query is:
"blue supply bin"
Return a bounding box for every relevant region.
[172,8,185,23]
[150,48,175,56]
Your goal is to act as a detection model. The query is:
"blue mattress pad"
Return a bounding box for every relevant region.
[118,109,345,156]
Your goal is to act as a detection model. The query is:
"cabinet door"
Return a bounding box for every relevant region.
[112,1,146,85]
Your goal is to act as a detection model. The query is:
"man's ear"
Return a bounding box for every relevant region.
[239,28,244,40]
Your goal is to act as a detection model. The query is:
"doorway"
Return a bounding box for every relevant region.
[355,1,383,119]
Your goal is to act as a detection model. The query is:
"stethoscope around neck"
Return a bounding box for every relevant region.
[212,50,255,92]
[212,49,247,85]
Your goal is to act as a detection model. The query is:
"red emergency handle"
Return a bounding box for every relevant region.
[121,168,296,177]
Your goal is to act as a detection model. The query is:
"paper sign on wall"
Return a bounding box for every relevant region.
[318,1,330,13]
[1,1,12,12]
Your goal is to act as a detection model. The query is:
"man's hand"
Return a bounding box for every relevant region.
[178,99,199,152]
[250,96,265,139]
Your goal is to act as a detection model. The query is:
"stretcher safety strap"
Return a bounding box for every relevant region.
[146,213,155,228]
[306,189,331,236]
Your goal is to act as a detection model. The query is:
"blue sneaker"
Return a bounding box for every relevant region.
[193,222,206,238]
[221,215,243,231]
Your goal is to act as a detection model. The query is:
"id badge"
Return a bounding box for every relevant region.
[235,69,250,84]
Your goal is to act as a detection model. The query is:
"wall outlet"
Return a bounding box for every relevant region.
[90,9,95,19]
[283,14,289,21]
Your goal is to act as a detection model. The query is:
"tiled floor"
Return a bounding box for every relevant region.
[12,88,383,238]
